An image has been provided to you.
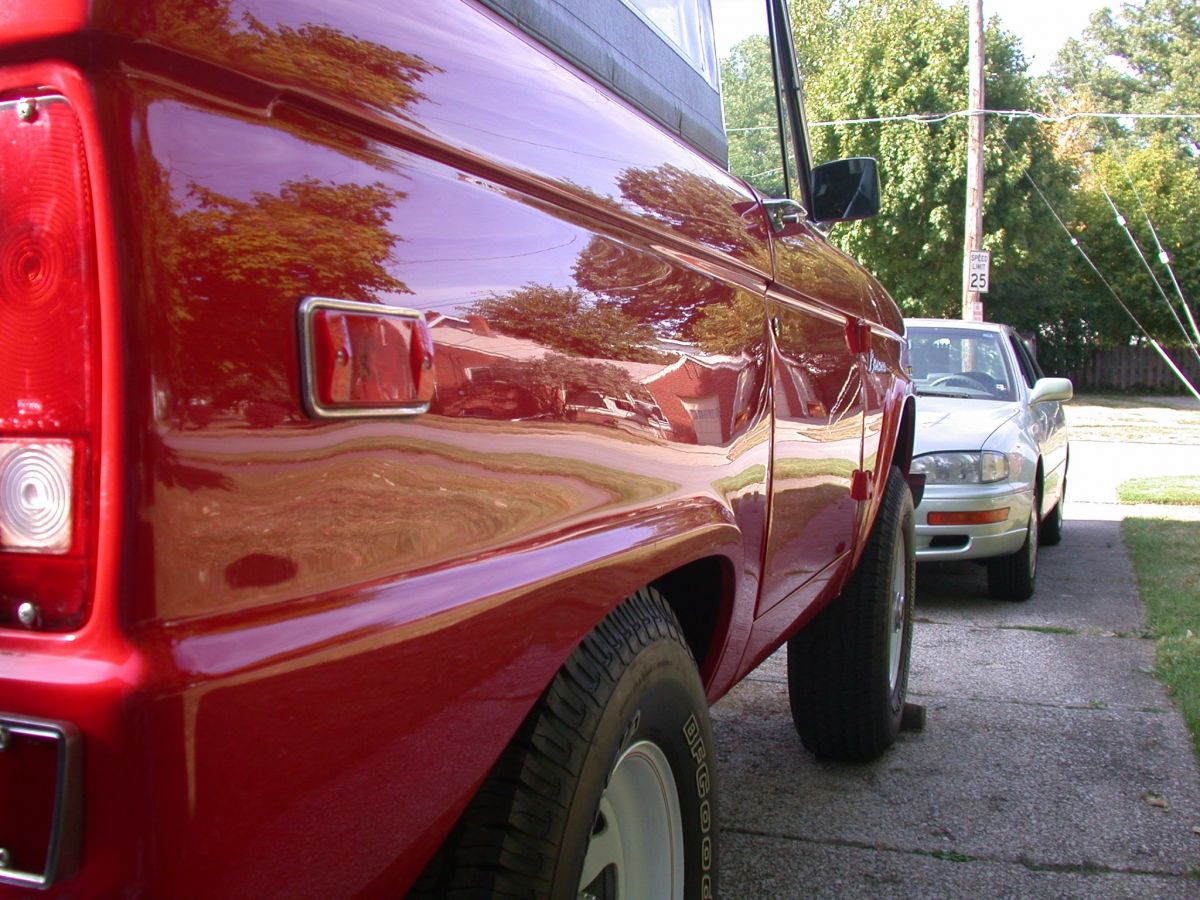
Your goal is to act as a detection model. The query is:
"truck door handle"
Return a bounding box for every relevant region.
[762,197,807,232]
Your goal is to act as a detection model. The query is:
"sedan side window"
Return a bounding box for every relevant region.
[1008,334,1041,388]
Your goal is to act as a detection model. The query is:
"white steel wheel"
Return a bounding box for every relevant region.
[886,535,910,695]
[578,740,685,900]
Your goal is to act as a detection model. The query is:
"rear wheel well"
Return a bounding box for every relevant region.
[652,556,729,675]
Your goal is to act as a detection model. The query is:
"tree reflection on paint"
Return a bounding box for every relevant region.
[116,0,440,118]
[466,283,665,363]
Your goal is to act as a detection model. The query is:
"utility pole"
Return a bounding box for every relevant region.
[962,0,985,321]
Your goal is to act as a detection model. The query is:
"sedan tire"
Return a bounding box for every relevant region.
[1040,477,1065,547]
[987,508,1038,601]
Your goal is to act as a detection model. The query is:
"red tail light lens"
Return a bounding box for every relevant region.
[0,94,96,631]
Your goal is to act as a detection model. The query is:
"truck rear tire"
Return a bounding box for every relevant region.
[787,466,915,761]
[412,587,717,899]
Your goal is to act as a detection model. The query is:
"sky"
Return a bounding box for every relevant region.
[987,0,1111,74]
[711,0,1116,75]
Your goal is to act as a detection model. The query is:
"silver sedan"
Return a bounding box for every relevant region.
[906,318,1072,601]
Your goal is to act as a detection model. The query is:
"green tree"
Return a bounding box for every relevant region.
[716,0,1102,370]
[789,0,1072,322]
[1052,0,1200,155]
[721,35,787,198]
[1047,0,1200,357]
[1068,137,1200,349]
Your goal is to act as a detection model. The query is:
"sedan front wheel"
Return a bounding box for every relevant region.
[987,508,1038,601]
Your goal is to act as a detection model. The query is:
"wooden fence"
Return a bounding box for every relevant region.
[1065,346,1200,393]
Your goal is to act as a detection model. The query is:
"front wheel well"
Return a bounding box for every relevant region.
[652,556,730,676]
[893,395,917,476]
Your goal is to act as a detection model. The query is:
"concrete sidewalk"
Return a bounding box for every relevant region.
[714,437,1200,897]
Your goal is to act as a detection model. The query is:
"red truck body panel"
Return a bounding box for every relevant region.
[0,1,911,894]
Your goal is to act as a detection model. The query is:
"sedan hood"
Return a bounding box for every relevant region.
[913,396,1020,454]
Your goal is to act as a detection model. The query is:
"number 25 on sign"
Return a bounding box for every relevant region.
[968,250,990,293]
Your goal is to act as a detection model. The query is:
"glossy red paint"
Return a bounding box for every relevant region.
[0,0,912,894]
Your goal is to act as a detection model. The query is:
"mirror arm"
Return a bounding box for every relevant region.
[762,197,807,233]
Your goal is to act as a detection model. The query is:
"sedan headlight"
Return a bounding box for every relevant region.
[911,450,1010,484]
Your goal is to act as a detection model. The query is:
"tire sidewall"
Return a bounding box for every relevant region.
[886,479,916,725]
[878,468,912,734]
[555,640,717,900]
[1025,509,1039,581]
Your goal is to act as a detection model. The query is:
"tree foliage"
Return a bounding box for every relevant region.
[1052,0,1200,155]
[1046,0,1200,366]
[781,0,1073,326]
[716,0,1199,374]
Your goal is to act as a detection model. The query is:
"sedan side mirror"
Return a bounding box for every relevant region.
[1029,377,1073,404]
[811,157,880,223]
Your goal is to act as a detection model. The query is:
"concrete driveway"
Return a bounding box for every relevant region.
[714,410,1200,897]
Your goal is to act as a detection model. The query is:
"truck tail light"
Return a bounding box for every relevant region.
[0,94,97,631]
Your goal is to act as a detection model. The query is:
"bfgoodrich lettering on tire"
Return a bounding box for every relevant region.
[412,587,716,899]
[787,465,916,761]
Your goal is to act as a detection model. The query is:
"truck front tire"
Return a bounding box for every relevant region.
[786,465,916,761]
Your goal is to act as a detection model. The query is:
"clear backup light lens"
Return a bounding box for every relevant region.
[0,440,74,552]
[912,450,1010,484]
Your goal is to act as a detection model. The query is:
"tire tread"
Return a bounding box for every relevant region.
[787,466,915,761]
[410,588,696,898]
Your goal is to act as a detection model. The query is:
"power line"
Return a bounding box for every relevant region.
[803,108,1200,128]
[1002,136,1200,400]
[1098,184,1200,364]
[1100,121,1200,349]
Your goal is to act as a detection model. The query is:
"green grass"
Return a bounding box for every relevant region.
[1117,475,1200,505]
[1122,517,1200,757]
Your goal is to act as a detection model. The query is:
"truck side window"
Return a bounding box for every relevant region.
[714,0,800,199]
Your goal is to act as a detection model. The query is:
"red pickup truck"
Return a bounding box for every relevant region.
[0,0,916,895]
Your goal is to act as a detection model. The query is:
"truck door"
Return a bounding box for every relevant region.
[719,0,872,618]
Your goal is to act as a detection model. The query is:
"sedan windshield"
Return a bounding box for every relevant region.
[908,328,1014,400]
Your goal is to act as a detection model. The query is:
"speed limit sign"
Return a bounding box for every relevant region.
[968,250,990,293]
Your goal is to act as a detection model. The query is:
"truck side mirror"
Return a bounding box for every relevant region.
[811,157,880,223]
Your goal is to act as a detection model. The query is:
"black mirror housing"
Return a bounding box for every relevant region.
[811,157,880,223]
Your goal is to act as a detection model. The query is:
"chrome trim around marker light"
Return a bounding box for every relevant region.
[297,296,432,420]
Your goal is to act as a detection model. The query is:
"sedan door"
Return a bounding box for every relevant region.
[1006,330,1068,507]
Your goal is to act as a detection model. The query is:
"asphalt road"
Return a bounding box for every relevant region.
[714,433,1200,897]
